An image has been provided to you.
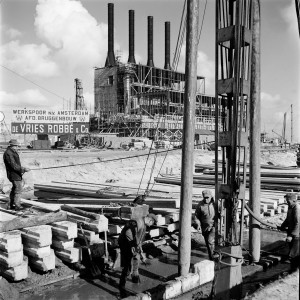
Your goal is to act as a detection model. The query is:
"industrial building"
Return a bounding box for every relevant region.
[93,3,219,142]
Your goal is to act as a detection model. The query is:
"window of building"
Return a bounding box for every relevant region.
[108,76,113,85]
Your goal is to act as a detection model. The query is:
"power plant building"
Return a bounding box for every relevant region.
[94,3,219,141]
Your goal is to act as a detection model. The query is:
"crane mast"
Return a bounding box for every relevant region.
[214,0,254,298]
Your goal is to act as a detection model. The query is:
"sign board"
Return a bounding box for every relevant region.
[11,109,89,135]
[11,109,89,123]
[11,123,89,134]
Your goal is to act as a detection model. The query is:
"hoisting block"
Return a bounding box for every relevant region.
[214,245,243,300]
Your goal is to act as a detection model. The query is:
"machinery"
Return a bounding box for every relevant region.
[214,0,253,298]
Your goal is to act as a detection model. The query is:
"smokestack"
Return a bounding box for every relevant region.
[147,16,154,67]
[164,22,171,70]
[128,10,136,64]
[105,3,115,67]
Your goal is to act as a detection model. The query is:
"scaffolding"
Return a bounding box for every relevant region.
[94,61,220,139]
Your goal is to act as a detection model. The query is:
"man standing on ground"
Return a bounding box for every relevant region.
[118,213,157,294]
[3,139,30,210]
[278,192,299,265]
[194,189,216,261]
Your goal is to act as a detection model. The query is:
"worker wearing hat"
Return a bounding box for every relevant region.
[277,192,299,264]
[3,139,31,210]
[118,213,157,296]
[194,189,216,260]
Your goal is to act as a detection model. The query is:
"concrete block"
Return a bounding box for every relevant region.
[0,248,23,268]
[0,231,22,253]
[176,273,200,293]
[0,257,28,281]
[68,214,108,233]
[29,249,55,272]
[108,224,123,235]
[51,221,78,239]
[123,293,152,300]
[264,209,274,217]
[165,213,179,223]
[119,205,149,219]
[156,215,166,226]
[167,222,179,232]
[164,279,182,299]
[55,247,81,263]
[192,259,214,285]
[52,237,74,250]
[148,227,165,238]
[21,225,52,247]
[23,245,51,258]
[77,230,103,245]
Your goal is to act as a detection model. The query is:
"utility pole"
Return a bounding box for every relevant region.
[178,0,199,276]
[249,0,261,264]
[291,104,293,144]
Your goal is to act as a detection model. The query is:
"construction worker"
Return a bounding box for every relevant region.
[194,189,216,261]
[3,139,30,210]
[118,213,157,294]
[277,192,299,264]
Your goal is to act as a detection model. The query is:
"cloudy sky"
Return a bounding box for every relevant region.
[0,0,299,142]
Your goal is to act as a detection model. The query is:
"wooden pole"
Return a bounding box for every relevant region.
[0,211,67,233]
[249,0,261,263]
[178,0,199,276]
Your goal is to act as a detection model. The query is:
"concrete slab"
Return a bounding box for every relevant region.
[23,245,51,258]
[55,247,81,263]
[52,237,74,249]
[29,249,56,272]
[21,225,52,247]
[0,231,22,252]
[51,221,78,239]
[0,248,23,268]
[0,256,28,281]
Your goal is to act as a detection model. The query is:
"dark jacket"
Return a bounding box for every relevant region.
[3,146,25,181]
[280,203,300,237]
[195,199,216,233]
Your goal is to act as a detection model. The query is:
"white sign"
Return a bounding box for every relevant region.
[12,109,89,123]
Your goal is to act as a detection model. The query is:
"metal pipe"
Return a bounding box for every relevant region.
[147,16,154,67]
[178,0,199,277]
[105,3,115,67]
[249,0,261,263]
[164,21,171,70]
[128,10,136,64]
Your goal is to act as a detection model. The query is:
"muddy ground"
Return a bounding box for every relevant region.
[0,147,298,299]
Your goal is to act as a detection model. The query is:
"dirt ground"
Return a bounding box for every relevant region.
[0,147,298,299]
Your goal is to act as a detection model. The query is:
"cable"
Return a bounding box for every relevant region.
[197,0,208,45]
[0,64,67,104]
[28,140,216,171]
[244,203,277,229]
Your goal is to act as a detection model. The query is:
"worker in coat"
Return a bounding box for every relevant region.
[194,189,216,260]
[118,213,157,292]
[3,139,30,210]
[278,192,300,264]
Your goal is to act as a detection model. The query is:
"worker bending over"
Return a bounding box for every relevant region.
[277,192,299,265]
[118,213,157,294]
[194,189,217,261]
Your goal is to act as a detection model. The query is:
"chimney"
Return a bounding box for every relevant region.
[164,22,171,70]
[147,16,154,67]
[128,10,136,64]
[105,3,115,67]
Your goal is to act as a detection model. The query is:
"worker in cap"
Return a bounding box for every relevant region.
[194,189,216,260]
[277,192,299,264]
[118,213,157,296]
[3,139,31,210]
